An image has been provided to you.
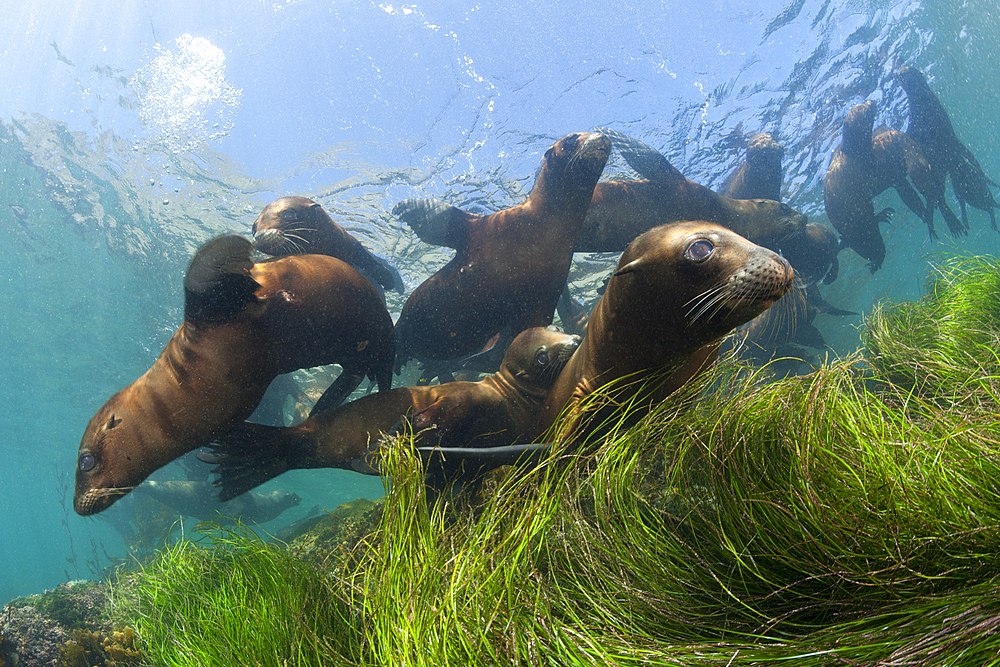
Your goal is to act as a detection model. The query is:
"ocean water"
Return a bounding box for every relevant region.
[1,0,996,602]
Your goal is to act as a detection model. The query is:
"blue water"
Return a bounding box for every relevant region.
[1,0,997,602]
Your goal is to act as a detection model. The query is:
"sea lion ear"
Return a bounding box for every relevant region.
[107,414,122,430]
[614,258,644,277]
[183,235,260,324]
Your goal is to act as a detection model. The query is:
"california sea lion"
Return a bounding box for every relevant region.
[201,326,582,499]
[74,235,395,516]
[252,196,404,293]
[535,222,794,444]
[393,132,610,370]
[719,132,785,202]
[824,100,941,272]
[897,65,998,232]
[135,480,301,524]
[394,132,806,257]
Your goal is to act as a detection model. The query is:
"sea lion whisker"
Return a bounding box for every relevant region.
[684,282,731,317]
[690,286,739,323]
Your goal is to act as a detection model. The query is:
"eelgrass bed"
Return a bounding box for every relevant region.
[116,255,1000,666]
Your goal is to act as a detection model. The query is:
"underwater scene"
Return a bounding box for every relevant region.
[2,0,1000,664]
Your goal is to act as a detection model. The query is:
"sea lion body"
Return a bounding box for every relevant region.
[577,129,805,251]
[536,222,794,443]
[203,326,581,498]
[897,65,997,232]
[393,132,610,368]
[823,101,938,272]
[394,132,805,261]
[719,133,785,202]
[74,236,395,515]
[135,480,301,524]
[252,195,404,293]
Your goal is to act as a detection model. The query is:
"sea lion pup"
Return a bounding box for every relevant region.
[897,65,998,232]
[252,195,405,294]
[534,222,794,445]
[719,132,785,202]
[135,480,301,524]
[393,132,610,371]
[824,100,938,272]
[200,326,581,499]
[74,235,395,516]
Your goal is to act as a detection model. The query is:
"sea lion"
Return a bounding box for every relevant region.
[201,326,582,499]
[394,132,806,257]
[134,480,301,524]
[824,100,940,272]
[535,221,794,444]
[393,132,610,370]
[897,65,998,232]
[252,195,404,293]
[719,132,785,202]
[74,235,395,516]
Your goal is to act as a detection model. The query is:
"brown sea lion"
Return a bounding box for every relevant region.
[719,132,785,202]
[201,326,582,498]
[252,195,404,293]
[74,235,395,516]
[392,132,610,370]
[393,132,805,259]
[824,100,940,272]
[535,221,794,444]
[897,65,998,232]
[134,480,301,524]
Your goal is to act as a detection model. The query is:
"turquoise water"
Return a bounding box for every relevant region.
[1,0,997,601]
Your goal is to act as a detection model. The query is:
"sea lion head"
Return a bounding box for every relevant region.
[842,101,876,156]
[742,199,808,241]
[776,222,841,286]
[746,133,785,174]
[252,195,325,255]
[896,65,928,99]
[74,397,162,516]
[609,221,794,352]
[532,131,612,207]
[499,325,581,394]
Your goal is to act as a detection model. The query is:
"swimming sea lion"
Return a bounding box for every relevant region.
[135,480,301,524]
[824,100,940,272]
[776,222,841,287]
[201,326,582,499]
[897,65,998,232]
[393,132,610,370]
[719,132,785,202]
[74,235,395,516]
[535,221,794,444]
[394,133,806,257]
[252,195,404,293]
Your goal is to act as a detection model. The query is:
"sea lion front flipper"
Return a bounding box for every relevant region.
[391,198,479,250]
[183,235,260,324]
[595,127,685,186]
[309,370,366,417]
[199,424,297,501]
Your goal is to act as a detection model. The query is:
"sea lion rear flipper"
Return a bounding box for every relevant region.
[595,127,684,185]
[391,198,479,250]
[183,235,260,324]
[309,370,365,417]
[199,424,295,501]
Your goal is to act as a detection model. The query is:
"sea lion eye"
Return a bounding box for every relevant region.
[686,239,714,262]
[281,209,299,222]
[535,348,550,366]
[78,453,96,472]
